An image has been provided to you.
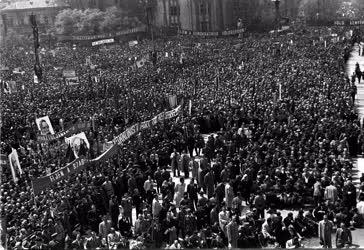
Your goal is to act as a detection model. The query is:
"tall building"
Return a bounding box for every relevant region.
[65,0,115,10]
[0,0,69,38]
[154,0,244,32]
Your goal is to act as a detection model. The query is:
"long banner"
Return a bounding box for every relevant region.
[37,121,91,142]
[32,158,88,194]
[178,28,245,37]
[32,106,181,194]
[333,20,364,26]
[112,105,181,145]
[57,26,147,41]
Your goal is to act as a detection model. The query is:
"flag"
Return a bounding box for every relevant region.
[168,95,177,108]
[9,149,22,174]
[188,100,192,116]
[278,83,282,100]
[7,149,21,182]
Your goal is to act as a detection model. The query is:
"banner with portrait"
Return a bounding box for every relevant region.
[65,132,90,158]
[36,116,55,135]
[32,106,182,194]
[37,121,91,142]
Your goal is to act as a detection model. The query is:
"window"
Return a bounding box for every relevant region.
[170,6,178,16]
[8,18,13,27]
[201,21,208,31]
[18,16,24,25]
[200,4,206,15]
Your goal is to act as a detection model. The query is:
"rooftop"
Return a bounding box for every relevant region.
[1,0,69,11]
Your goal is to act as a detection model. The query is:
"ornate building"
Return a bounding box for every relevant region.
[154,0,240,32]
[0,0,69,38]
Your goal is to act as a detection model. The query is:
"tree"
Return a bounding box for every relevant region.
[54,9,83,35]
[77,8,104,34]
[53,7,142,36]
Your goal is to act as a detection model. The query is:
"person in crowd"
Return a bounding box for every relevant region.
[336,222,352,248]
[318,215,334,248]
[1,26,362,249]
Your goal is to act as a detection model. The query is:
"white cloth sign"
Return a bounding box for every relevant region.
[36,116,55,135]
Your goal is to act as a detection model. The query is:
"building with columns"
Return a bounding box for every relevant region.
[0,0,69,38]
[154,0,239,32]
[153,0,301,32]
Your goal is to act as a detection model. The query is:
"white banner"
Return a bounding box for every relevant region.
[65,132,90,158]
[113,105,181,145]
[8,148,22,180]
[92,38,114,46]
[129,40,138,47]
[35,116,55,135]
[63,70,76,78]
[65,77,79,85]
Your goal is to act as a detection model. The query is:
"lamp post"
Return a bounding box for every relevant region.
[271,0,281,31]
[29,13,42,83]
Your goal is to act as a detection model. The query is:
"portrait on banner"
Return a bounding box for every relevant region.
[35,116,55,135]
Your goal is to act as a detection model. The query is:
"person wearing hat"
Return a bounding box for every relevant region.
[99,215,111,243]
[253,191,266,219]
[84,230,101,249]
[197,190,208,208]
[226,215,239,248]
[187,178,198,210]
[204,169,215,199]
[318,214,334,248]
[30,237,47,249]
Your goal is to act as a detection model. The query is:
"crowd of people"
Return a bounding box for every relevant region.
[1,25,364,249]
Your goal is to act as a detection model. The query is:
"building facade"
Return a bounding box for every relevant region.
[0,0,69,39]
[154,0,236,32]
[153,0,302,32]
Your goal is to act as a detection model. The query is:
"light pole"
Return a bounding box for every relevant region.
[271,0,281,31]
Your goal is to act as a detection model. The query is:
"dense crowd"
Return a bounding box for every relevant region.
[1,26,364,249]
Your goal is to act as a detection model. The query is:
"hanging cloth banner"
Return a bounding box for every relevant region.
[112,105,181,145]
[32,157,88,194]
[37,121,91,142]
[32,106,182,194]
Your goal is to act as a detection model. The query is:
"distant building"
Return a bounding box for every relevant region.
[0,0,69,38]
[154,0,239,32]
[65,0,115,10]
[153,0,288,32]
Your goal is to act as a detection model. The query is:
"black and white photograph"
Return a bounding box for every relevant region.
[2,0,364,249]
[35,115,55,136]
